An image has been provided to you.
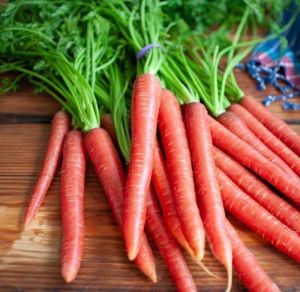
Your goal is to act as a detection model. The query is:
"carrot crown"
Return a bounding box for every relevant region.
[102,0,165,76]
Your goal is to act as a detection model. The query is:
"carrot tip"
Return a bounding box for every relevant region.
[225,262,233,292]
[127,249,138,261]
[61,264,79,283]
[140,264,157,282]
[196,261,219,279]
[194,250,204,262]
[23,216,32,229]
[149,272,158,283]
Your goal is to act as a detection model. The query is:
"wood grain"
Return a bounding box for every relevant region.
[0,73,300,291]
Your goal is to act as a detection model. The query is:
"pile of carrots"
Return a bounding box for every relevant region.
[1,1,300,291]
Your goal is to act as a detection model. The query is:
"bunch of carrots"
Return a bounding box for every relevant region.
[1,0,300,291]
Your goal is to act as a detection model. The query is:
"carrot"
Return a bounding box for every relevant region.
[218,111,299,182]
[147,140,215,278]
[217,168,300,263]
[208,116,300,204]
[214,147,300,235]
[158,90,205,261]
[146,188,197,292]
[229,103,300,177]
[24,111,70,227]
[100,113,118,146]
[226,221,280,292]
[152,140,193,256]
[123,73,162,260]
[240,95,300,156]
[184,102,232,290]
[84,128,157,282]
[60,130,85,283]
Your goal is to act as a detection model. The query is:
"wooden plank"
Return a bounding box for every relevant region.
[0,81,60,116]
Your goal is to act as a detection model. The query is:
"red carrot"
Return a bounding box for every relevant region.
[226,221,280,292]
[214,147,300,235]
[85,127,194,289]
[152,140,194,256]
[229,103,300,177]
[84,128,157,282]
[123,74,162,260]
[240,95,300,156]
[100,113,118,146]
[60,130,85,283]
[146,188,197,292]
[217,168,300,263]
[24,111,70,227]
[158,90,205,261]
[218,111,299,182]
[215,146,300,234]
[184,103,232,289]
[208,116,300,204]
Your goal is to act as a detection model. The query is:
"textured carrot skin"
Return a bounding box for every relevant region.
[85,128,156,282]
[24,111,70,227]
[60,130,85,283]
[100,113,118,146]
[152,140,193,255]
[123,74,162,260]
[241,95,300,156]
[226,221,280,292]
[218,111,299,182]
[208,117,300,204]
[217,168,300,263]
[229,103,300,177]
[158,90,205,261]
[184,103,232,274]
[214,147,300,235]
[146,189,197,292]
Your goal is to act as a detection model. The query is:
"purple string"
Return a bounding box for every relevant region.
[136,43,163,60]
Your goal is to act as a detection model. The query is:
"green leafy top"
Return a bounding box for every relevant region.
[163,0,296,50]
[0,0,118,131]
[102,0,165,75]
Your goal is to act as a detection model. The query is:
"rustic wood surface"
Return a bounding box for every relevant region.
[0,70,299,291]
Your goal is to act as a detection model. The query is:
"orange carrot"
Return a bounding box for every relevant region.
[218,111,299,182]
[84,128,157,282]
[100,113,118,146]
[208,116,300,204]
[184,102,232,289]
[217,168,300,263]
[214,147,300,235]
[229,103,300,177]
[86,126,194,289]
[24,111,70,227]
[123,74,162,260]
[240,95,300,156]
[226,221,280,292]
[146,188,197,292]
[152,140,193,256]
[60,130,85,283]
[158,90,205,261]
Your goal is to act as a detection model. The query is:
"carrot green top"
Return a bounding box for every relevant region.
[159,6,298,118]
[158,8,252,117]
[102,0,165,76]
[0,1,118,132]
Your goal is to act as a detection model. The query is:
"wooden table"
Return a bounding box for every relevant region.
[0,71,299,291]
